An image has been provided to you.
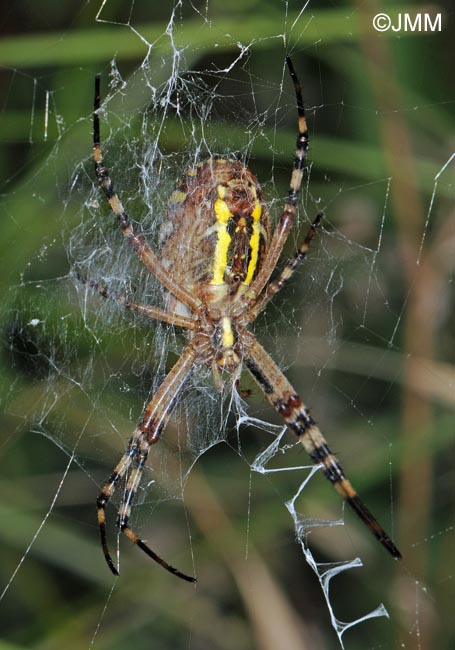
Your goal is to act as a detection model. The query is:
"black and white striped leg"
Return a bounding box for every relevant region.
[76,273,197,330]
[96,429,142,575]
[245,213,323,323]
[243,333,401,559]
[96,344,198,580]
[115,439,196,583]
[233,56,310,317]
[93,76,201,314]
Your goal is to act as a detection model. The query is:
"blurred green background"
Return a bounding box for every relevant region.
[0,1,453,649]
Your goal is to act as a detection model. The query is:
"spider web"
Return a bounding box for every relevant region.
[0,2,453,649]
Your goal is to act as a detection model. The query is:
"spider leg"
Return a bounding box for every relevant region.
[232,56,309,317]
[115,441,196,582]
[76,273,197,330]
[93,76,202,314]
[242,332,401,559]
[96,428,141,575]
[96,343,197,581]
[244,213,323,324]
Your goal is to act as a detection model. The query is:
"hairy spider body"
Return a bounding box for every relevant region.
[160,159,270,295]
[92,58,401,582]
[159,158,271,377]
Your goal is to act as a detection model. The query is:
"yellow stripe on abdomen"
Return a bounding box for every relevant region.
[210,192,232,285]
[210,185,263,287]
[242,198,262,285]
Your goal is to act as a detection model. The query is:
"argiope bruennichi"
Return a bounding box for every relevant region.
[91,57,401,581]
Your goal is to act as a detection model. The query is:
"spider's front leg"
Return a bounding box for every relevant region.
[242,332,401,559]
[96,343,197,581]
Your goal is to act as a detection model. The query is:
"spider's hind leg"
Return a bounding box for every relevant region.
[232,56,310,319]
[245,212,323,323]
[93,75,201,314]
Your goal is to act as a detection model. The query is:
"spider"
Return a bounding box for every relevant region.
[92,57,401,582]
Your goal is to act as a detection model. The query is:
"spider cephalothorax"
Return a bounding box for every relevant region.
[91,57,401,582]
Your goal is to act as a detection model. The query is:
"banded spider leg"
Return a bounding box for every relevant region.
[96,343,198,581]
[242,332,401,558]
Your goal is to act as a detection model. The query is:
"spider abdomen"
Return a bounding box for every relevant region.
[159,158,270,305]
